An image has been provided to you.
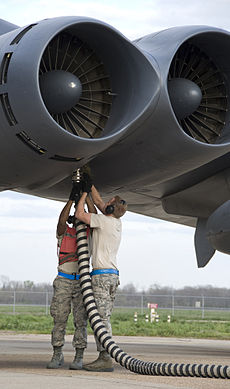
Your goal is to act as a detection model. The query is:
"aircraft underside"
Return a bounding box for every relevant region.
[1,17,230,265]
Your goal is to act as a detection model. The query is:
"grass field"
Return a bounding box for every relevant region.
[1,308,230,339]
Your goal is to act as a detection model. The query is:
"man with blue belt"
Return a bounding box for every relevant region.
[47,186,96,370]
[76,181,127,372]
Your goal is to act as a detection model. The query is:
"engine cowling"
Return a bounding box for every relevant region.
[0,16,159,190]
[89,26,230,190]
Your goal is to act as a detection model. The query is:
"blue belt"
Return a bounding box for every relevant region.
[58,271,80,280]
[90,269,119,276]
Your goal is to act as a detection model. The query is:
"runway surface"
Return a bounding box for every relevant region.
[1,332,230,388]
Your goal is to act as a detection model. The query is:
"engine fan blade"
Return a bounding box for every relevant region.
[39,32,112,138]
[168,42,227,144]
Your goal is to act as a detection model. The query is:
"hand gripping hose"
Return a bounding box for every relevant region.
[76,221,230,379]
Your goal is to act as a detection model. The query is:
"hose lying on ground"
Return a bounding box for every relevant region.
[76,221,230,379]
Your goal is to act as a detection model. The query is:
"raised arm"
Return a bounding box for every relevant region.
[86,194,97,214]
[91,185,105,213]
[57,200,73,236]
[75,192,91,225]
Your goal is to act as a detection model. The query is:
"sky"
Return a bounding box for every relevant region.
[1,0,230,290]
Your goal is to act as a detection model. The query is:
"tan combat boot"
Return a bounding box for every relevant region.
[46,346,64,369]
[84,350,114,372]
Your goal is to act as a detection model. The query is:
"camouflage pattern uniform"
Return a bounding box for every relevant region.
[91,274,120,351]
[89,213,122,354]
[50,271,87,349]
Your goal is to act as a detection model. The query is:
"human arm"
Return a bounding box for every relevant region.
[57,200,73,236]
[86,194,97,214]
[91,185,106,213]
[75,192,91,225]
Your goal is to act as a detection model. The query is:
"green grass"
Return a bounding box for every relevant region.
[2,305,230,320]
[0,305,48,315]
[111,317,230,339]
[1,309,230,339]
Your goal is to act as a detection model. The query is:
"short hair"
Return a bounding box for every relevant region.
[112,196,127,218]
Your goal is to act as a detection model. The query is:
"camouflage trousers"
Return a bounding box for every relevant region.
[91,274,120,352]
[50,276,87,349]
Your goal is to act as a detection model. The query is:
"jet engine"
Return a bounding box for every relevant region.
[90,26,230,190]
[0,16,159,193]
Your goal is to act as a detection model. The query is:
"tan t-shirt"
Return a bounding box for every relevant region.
[90,213,121,270]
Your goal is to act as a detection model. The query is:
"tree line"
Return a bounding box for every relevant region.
[1,275,230,298]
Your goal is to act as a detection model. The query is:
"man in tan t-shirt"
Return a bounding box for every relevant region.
[76,182,127,372]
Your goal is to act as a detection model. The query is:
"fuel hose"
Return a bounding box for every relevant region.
[76,220,230,379]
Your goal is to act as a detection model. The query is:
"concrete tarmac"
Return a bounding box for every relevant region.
[1,332,230,388]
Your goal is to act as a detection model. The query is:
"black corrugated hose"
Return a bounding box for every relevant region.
[76,220,230,379]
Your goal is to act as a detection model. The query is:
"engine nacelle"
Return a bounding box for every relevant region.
[90,25,230,190]
[0,17,159,191]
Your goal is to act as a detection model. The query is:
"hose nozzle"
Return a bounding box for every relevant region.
[72,168,81,183]
[71,168,82,206]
